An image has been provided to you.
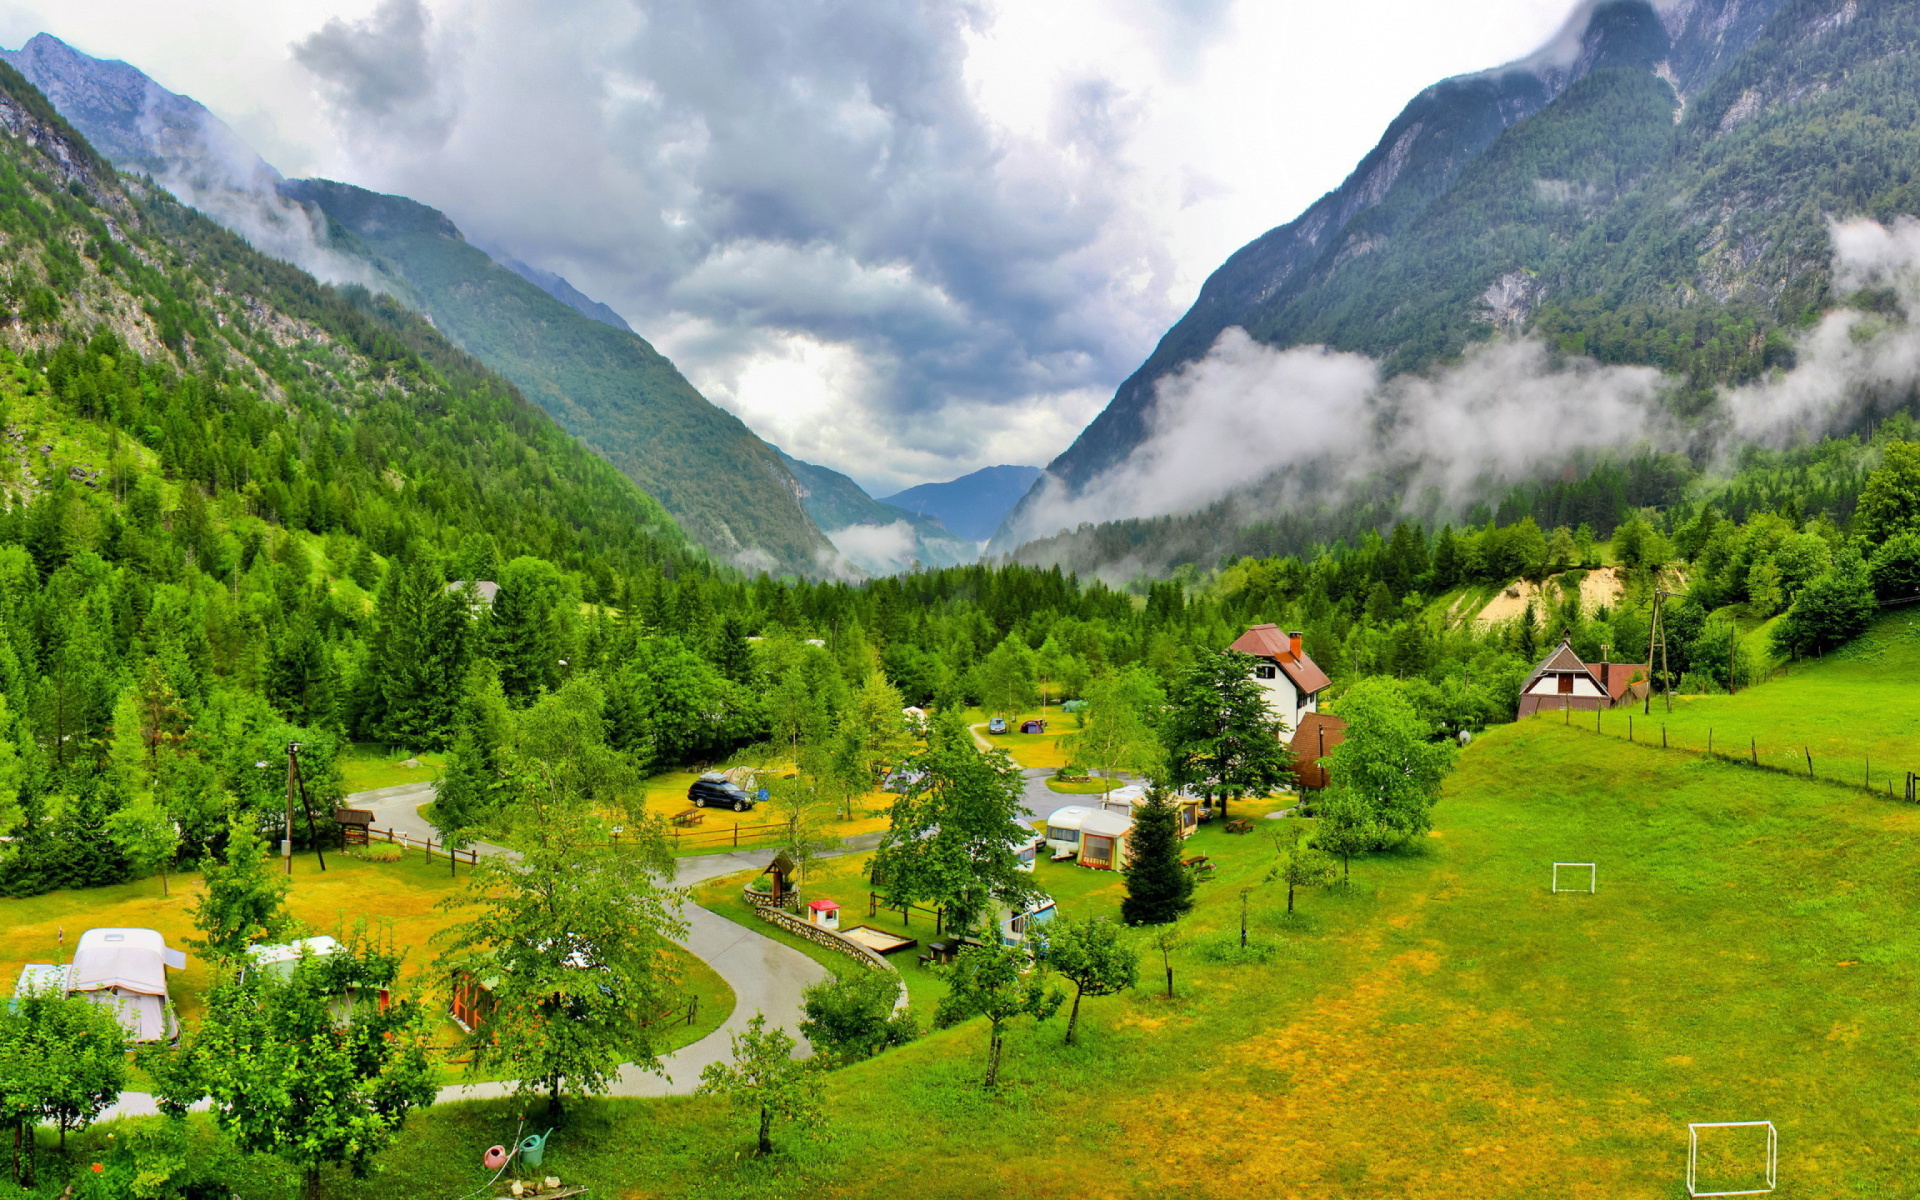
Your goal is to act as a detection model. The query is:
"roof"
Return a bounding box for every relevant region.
[246,935,340,971]
[70,929,184,997]
[1520,639,1609,695]
[1597,661,1648,700]
[1229,624,1331,695]
[1291,712,1348,759]
[808,899,840,911]
[12,963,66,1000]
[446,580,500,603]
[1042,806,1093,829]
[1080,810,1133,837]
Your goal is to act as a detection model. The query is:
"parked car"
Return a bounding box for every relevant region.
[688,774,756,811]
[987,716,1008,734]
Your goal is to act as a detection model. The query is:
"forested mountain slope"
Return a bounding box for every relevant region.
[7,32,834,577]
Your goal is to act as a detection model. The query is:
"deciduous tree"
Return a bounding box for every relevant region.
[1043,914,1138,1045]
[1323,679,1455,846]
[697,1012,825,1156]
[799,972,915,1063]
[934,940,1062,1088]
[1163,650,1292,820]
[188,816,294,959]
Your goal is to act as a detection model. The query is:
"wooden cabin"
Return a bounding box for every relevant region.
[1517,640,1650,718]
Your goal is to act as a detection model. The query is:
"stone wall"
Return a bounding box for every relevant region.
[743,883,910,1012]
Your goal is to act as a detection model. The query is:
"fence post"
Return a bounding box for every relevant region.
[1629,716,1633,743]
[1663,725,1667,750]
[1806,747,1814,779]
[1709,728,1713,756]
[1751,737,1756,767]
[734,822,740,848]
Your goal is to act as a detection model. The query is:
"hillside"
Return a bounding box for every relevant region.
[774,449,975,574]
[8,32,833,577]
[996,0,1918,569]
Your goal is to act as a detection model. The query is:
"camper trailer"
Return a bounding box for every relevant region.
[1076,810,1134,870]
[1042,806,1093,860]
[17,928,189,1043]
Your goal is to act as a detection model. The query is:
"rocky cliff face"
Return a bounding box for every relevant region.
[997,0,1790,550]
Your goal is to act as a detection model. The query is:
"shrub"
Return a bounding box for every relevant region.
[1193,932,1277,965]
[347,843,403,863]
[1868,532,1920,601]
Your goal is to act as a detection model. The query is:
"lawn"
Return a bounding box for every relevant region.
[1565,607,1920,785]
[0,849,732,1088]
[37,721,1920,1197]
[639,767,895,856]
[964,706,1078,769]
[338,744,446,795]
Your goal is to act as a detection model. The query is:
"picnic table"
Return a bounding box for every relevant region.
[671,808,704,828]
[1184,855,1215,879]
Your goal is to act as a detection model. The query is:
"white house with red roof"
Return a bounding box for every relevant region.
[1228,624,1331,733]
[1517,639,1649,718]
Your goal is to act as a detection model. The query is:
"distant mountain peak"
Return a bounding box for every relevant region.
[883,465,1042,544]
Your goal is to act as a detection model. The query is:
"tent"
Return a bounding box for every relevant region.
[67,928,186,1043]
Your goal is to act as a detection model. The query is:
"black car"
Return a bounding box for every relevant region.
[688,775,756,812]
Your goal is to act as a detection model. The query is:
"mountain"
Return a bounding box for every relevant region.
[881,465,1043,543]
[489,252,635,333]
[0,53,688,583]
[6,33,833,577]
[774,451,976,575]
[994,0,1815,558]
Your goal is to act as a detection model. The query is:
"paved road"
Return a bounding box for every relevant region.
[104,786,843,1115]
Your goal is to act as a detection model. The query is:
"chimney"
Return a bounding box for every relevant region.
[1287,631,1303,659]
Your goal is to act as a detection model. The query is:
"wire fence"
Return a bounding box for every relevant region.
[1532,704,1919,803]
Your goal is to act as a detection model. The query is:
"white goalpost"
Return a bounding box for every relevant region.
[1687,1121,1778,1196]
[1551,862,1596,893]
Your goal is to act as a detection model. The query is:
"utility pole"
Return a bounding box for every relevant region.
[285,741,326,875]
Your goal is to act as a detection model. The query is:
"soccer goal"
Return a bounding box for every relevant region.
[1687,1121,1777,1196]
[1551,862,1596,893]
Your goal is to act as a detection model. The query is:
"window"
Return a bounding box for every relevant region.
[1255,664,1277,679]
[1045,826,1077,843]
[1082,835,1113,865]
[1557,674,1574,694]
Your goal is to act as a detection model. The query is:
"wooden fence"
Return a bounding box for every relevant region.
[366,826,481,865]
[1532,707,1916,804]
[366,821,790,861]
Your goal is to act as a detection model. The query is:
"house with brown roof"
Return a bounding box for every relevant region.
[1517,639,1649,718]
[1228,624,1331,734]
[1291,712,1347,791]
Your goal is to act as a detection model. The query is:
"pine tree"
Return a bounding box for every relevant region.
[1120,789,1192,926]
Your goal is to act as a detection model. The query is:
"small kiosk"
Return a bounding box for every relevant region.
[807,899,841,930]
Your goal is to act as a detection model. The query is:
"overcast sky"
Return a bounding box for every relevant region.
[3,0,1588,494]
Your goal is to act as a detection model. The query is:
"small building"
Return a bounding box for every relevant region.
[1020,718,1047,734]
[445,580,500,615]
[1517,640,1650,718]
[448,959,499,1032]
[1291,712,1348,791]
[807,899,841,930]
[332,807,374,846]
[1077,810,1134,870]
[51,928,188,1043]
[762,851,797,904]
[245,935,390,1015]
[1229,624,1331,734]
[997,894,1057,946]
[1095,785,1200,837]
[1015,834,1042,872]
[1042,806,1094,857]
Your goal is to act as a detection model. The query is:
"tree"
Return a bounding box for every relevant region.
[934,940,1062,1088]
[1149,921,1181,1000]
[1044,914,1138,1045]
[976,634,1039,716]
[1310,790,1379,886]
[844,671,912,789]
[107,789,179,896]
[1855,440,1920,542]
[799,972,915,1062]
[2,990,127,1156]
[765,768,838,889]
[188,815,294,959]
[438,682,686,1116]
[1061,666,1165,794]
[433,666,511,875]
[697,1012,825,1156]
[1772,556,1876,658]
[1120,788,1193,925]
[1163,650,1293,820]
[1322,679,1455,846]
[149,930,435,1198]
[870,713,1036,936]
[1868,531,1920,601]
[1270,826,1336,914]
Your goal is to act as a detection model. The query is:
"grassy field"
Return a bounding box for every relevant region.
[1569,608,1920,786]
[338,745,446,795]
[964,706,1077,769]
[29,719,1920,1196]
[0,850,732,1089]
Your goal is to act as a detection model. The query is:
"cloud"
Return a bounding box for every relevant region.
[825,520,920,576]
[1003,216,1920,547]
[293,0,456,146]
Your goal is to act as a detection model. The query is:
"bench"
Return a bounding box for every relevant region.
[671,808,704,828]
[1184,855,1215,879]
[1224,819,1255,834]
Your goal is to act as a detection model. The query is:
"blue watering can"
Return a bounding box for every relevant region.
[519,1129,552,1168]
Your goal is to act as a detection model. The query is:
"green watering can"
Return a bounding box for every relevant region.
[519,1129,552,1168]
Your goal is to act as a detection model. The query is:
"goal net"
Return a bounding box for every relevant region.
[1687,1121,1777,1196]
[1551,863,1596,893]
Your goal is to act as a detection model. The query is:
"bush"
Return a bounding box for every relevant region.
[799,971,916,1062]
[1193,933,1277,965]
[1868,532,1920,601]
[1772,559,1876,657]
[346,843,403,862]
